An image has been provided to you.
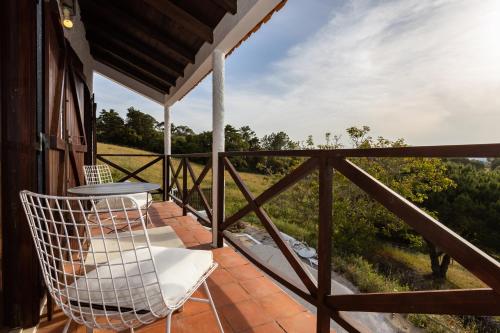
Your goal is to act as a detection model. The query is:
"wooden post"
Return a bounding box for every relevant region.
[163,100,171,202]
[0,0,42,327]
[212,49,225,247]
[182,157,188,215]
[317,156,333,332]
[216,154,225,247]
[165,155,171,201]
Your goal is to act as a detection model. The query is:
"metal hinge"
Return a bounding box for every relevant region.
[35,132,48,152]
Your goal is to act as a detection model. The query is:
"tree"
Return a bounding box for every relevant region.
[257,132,299,174]
[424,162,500,277]
[96,109,125,144]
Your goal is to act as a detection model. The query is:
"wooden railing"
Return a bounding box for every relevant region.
[96,153,167,198]
[95,153,214,225]
[215,143,500,333]
[166,153,213,226]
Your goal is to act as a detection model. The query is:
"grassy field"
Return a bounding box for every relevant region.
[97,143,273,215]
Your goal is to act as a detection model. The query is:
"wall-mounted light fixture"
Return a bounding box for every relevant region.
[61,1,75,29]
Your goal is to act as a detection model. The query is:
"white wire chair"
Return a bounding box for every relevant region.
[83,164,151,224]
[83,165,115,185]
[19,190,224,333]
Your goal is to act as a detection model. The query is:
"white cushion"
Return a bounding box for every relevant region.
[66,247,213,312]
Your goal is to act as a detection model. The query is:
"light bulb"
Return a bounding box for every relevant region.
[62,7,73,29]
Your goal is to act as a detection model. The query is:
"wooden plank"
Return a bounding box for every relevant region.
[216,155,225,247]
[223,157,318,229]
[170,152,211,158]
[68,66,87,147]
[185,159,213,222]
[82,0,194,63]
[88,39,177,86]
[317,157,333,333]
[224,157,318,296]
[96,156,148,183]
[211,0,238,14]
[219,143,500,158]
[1,0,42,326]
[182,157,188,215]
[168,158,183,194]
[331,158,500,294]
[327,289,500,315]
[93,54,168,93]
[85,25,184,77]
[143,0,214,42]
[91,46,171,91]
[117,156,163,182]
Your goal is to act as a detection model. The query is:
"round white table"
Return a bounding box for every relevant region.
[67,182,160,196]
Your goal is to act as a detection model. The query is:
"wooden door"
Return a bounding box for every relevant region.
[44,1,88,196]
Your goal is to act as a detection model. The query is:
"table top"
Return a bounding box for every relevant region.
[67,182,160,196]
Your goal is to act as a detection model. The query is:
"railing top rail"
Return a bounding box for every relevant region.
[219,143,500,158]
[169,152,211,158]
[97,153,163,157]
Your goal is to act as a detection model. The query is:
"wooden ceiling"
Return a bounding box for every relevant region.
[79,0,237,94]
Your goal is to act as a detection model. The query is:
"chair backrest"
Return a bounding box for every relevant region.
[83,164,114,185]
[19,191,168,330]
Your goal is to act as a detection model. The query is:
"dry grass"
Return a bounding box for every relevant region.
[97,143,272,211]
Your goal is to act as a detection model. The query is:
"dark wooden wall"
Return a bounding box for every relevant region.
[0,0,43,328]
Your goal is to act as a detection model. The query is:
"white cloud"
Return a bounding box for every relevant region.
[176,0,500,145]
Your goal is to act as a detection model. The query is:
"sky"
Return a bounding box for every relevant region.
[94,0,500,146]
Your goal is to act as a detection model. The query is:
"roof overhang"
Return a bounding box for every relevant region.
[80,0,285,105]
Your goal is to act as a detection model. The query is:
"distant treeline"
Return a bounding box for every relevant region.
[97,107,500,262]
[96,107,300,173]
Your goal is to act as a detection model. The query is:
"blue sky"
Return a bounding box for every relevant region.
[94,0,500,146]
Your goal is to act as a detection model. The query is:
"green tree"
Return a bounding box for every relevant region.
[96,109,125,144]
[424,162,500,277]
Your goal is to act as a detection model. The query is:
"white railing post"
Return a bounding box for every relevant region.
[212,49,225,247]
[164,97,172,201]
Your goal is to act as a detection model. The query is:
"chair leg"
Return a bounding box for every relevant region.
[166,311,173,333]
[86,326,93,333]
[203,281,224,333]
[62,318,72,333]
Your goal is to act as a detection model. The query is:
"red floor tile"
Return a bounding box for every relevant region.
[240,276,282,298]
[221,299,274,332]
[277,312,318,333]
[226,263,264,281]
[255,291,306,320]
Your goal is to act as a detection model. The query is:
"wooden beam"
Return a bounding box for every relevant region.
[88,39,176,86]
[222,157,318,229]
[211,0,238,15]
[85,24,184,77]
[90,47,170,93]
[143,0,214,42]
[327,289,500,315]
[81,0,195,63]
[224,157,319,296]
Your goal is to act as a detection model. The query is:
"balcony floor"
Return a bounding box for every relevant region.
[37,201,327,333]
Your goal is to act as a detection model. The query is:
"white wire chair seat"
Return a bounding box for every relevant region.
[19,191,224,332]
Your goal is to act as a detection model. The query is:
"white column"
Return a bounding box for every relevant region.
[164,97,172,201]
[212,49,225,247]
[164,101,171,155]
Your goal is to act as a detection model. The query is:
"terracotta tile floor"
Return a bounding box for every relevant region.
[37,201,331,333]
